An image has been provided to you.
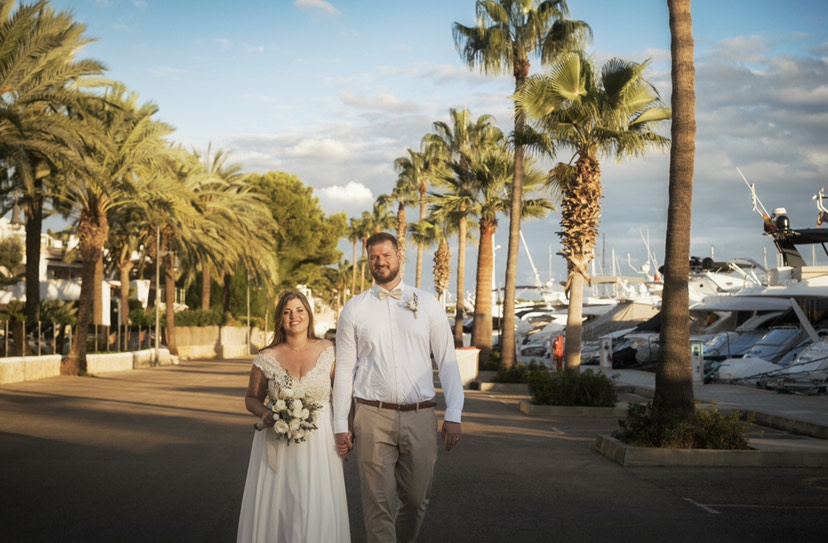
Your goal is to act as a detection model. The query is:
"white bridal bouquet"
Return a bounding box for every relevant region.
[255,373,321,444]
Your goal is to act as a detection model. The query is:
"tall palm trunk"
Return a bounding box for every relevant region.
[396,203,407,280]
[415,188,427,288]
[93,253,104,326]
[222,272,232,314]
[562,151,602,370]
[350,240,358,297]
[119,258,132,350]
[201,267,211,310]
[65,208,108,375]
[164,250,178,356]
[472,218,496,365]
[655,0,696,415]
[24,178,43,328]
[434,240,451,304]
[453,214,467,347]
[501,64,529,370]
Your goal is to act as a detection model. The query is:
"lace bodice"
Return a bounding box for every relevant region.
[254,346,335,405]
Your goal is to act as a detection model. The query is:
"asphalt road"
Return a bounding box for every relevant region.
[1,358,827,542]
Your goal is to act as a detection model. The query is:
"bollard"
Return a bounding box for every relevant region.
[599,337,613,373]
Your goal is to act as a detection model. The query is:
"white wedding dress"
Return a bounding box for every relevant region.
[237,346,350,542]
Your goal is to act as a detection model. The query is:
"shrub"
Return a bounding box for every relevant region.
[613,401,751,450]
[493,360,546,383]
[41,299,77,325]
[528,368,618,407]
[174,309,224,327]
[129,307,155,327]
[480,350,500,371]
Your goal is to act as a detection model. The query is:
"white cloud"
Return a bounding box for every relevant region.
[216,38,231,49]
[318,181,374,215]
[287,138,350,160]
[294,0,340,17]
[341,92,418,112]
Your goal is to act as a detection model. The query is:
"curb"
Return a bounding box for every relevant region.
[594,434,828,468]
[475,382,529,393]
[749,411,828,440]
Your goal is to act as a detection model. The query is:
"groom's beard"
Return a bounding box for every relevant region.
[370,261,400,284]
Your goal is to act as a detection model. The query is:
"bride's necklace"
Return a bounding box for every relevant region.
[286,340,310,353]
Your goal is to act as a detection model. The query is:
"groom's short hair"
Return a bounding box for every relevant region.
[366,232,398,252]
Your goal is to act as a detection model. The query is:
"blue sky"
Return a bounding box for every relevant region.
[47,0,828,297]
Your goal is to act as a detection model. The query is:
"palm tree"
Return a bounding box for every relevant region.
[61,84,175,375]
[355,211,374,293]
[453,0,590,369]
[394,147,436,288]
[428,176,475,347]
[426,107,503,346]
[0,0,106,326]
[515,52,671,371]
[195,145,245,311]
[409,217,453,304]
[157,147,279,357]
[362,197,395,288]
[105,202,148,349]
[460,145,554,365]
[346,217,362,298]
[378,178,417,280]
[654,0,696,416]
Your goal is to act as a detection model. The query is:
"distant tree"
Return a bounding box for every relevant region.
[247,171,345,296]
[0,236,23,275]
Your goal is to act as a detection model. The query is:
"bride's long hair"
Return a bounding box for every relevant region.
[264,290,319,350]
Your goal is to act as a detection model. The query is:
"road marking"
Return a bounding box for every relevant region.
[685,498,828,513]
[684,498,720,514]
[802,477,828,491]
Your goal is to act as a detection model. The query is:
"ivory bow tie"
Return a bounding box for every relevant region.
[379,289,402,300]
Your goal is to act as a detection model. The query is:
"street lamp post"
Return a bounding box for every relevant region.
[155,228,160,365]
[246,272,251,356]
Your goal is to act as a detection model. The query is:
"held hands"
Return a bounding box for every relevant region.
[441,421,461,451]
[260,409,274,428]
[335,431,354,460]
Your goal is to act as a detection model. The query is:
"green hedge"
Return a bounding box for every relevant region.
[528,368,618,407]
[613,401,751,449]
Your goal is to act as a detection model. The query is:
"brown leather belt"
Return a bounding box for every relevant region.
[356,398,436,411]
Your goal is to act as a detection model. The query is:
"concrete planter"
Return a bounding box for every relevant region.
[86,352,134,374]
[594,434,828,468]
[0,355,61,384]
[477,382,529,393]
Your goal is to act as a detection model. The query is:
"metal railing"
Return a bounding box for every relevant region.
[0,321,156,357]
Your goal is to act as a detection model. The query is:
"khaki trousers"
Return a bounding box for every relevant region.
[354,402,438,543]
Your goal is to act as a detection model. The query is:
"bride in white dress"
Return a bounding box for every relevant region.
[237,291,350,543]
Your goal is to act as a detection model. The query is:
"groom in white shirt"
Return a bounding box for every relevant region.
[333,232,464,543]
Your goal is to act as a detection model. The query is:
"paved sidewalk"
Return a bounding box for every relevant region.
[1,358,827,542]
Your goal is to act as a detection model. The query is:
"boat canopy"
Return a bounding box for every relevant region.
[692,296,791,312]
